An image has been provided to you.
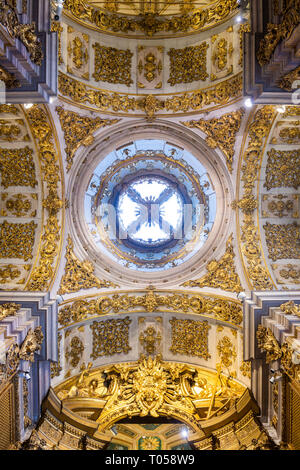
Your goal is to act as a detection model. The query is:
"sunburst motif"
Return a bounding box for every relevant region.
[139,436,161,450]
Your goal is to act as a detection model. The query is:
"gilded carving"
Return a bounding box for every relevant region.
[137,46,163,89]
[275,264,300,285]
[182,108,244,172]
[65,336,84,368]
[93,43,133,86]
[239,23,250,66]
[51,22,64,65]
[58,71,242,116]
[169,317,211,359]
[25,105,63,291]
[23,379,31,428]
[256,325,282,363]
[217,336,236,369]
[56,356,245,433]
[240,361,251,379]
[261,194,298,219]
[56,106,120,171]
[264,149,300,190]
[51,333,62,379]
[0,146,37,188]
[1,193,35,217]
[139,326,162,356]
[182,235,243,292]
[0,221,36,261]
[211,30,233,81]
[0,104,19,114]
[271,120,300,145]
[19,327,44,362]
[0,265,22,284]
[58,235,118,294]
[263,222,300,261]
[280,342,300,383]
[0,0,43,65]
[238,106,276,290]
[232,195,258,215]
[257,0,300,66]
[282,106,300,118]
[279,300,300,317]
[168,43,208,86]
[58,290,243,327]
[64,0,239,37]
[0,65,20,89]
[90,317,132,359]
[136,94,165,121]
[0,302,21,321]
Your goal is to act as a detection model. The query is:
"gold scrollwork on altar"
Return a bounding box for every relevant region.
[55,356,246,432]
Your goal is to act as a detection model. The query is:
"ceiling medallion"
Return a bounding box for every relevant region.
[84,139,216,271]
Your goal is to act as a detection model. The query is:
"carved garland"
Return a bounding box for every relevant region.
[25,105,64,291]
[63,0,239,37]
[0,0,43,65]
[56,106,120,171]
[182,108,245,173]
[181,235,243,292]
[58,71,243,118]
[58,289,243,328]
[235,106,276,290]
[58,235,118,294]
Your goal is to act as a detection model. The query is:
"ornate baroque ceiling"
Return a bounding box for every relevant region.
[0,0,300,451]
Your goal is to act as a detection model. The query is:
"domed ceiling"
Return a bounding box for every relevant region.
[84,139,216,271]
[1,0,300,453]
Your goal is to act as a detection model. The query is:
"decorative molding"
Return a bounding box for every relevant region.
[58,289,243,328]
[264,149,300,190]
[256,325,282,363]
[0,303,21,321]
[263,222,300,262]
[0,221,37,261]
[0,146,37,188]
[169,317,211,359]
[65,336,84,368]
[182,108,244,172]
[93,43,133,86]
[90,317,132,359]
[237,106,276,290]
[139,323,162,356]
[217,336,236,369]
[181,235,243,293]
[51,333,62,379]
[58,71,243,117]
[0,65,20,89]
[63,0,239,38]
[67,26,89,79]
[25,105,64,292]
[56,106,120,171]
[167,43,209,86]
[58,235,118,295]
[0,0,43,65]
[277,65,300,91]
[137,46,163,89]
[257,0,300,66]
